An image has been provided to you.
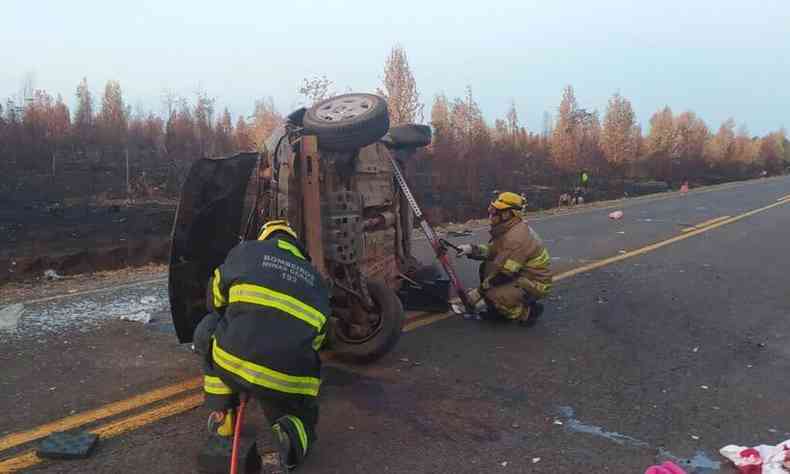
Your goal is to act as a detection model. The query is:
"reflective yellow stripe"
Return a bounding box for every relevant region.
[212,269,226,308]
[203,375,233,395]
[312,332,326,351]
[493,302,523,320]
[502,259,523,275]
[517,277,552,298]
[229,284,326,331]
[527,248,550,268]
[535,281,552,295]
[212,340,320,396]
[285,415,309,453]
[277,239,305,260]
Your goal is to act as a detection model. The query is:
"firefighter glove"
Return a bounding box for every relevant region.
[456,244,474,257]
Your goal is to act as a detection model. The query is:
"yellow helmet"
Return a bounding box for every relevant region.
[258,220,298,241]
[490,191,524,211]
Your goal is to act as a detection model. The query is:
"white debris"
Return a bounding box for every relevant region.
[721,439,790,474]
[691,434,700,440]
[500,461,508,467]
[553,420,564,426]
[120,311,152,324]
[692,346,699,353]
[608,210,624,220]
[0,303,24,331]
[700,385,709,390]
[20,290,167,336]
[616,231,626,234]
[532,458,541,464]
[43,269,64,280]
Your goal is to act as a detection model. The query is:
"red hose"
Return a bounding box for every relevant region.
[230,394,248,474]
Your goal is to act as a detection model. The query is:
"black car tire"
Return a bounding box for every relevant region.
[385,124,432,149]
[303,94,389,152]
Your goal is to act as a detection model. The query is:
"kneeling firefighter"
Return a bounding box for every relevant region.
[457,192,553,325]
[193,220,330,472]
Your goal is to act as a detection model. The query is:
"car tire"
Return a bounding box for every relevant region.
[303,93,389,152]
[384,124,432,149]
[328,280,404,364]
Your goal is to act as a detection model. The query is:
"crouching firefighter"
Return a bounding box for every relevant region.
[456,192,553,326]
[193,220,330,472]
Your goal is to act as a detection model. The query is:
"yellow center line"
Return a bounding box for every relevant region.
[0,393,203,473]
[404,313,455,332]
[555,196,789,281]
[680,215,731,233]
[0,377,201,453]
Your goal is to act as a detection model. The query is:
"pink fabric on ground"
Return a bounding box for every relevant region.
[644,461,687,474]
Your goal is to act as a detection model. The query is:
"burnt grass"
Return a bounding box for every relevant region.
[0,200,175,284]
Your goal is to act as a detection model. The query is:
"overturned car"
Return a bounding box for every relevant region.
[169,93,432,363]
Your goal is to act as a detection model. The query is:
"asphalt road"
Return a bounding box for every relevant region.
[1,176,789,473]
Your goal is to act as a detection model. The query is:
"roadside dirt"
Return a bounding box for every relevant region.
[0,263,167,304]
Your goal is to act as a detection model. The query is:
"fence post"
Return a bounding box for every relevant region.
[125,147,131,198]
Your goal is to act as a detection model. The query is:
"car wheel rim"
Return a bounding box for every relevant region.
[315,96,374,123]
[335,307,384,344]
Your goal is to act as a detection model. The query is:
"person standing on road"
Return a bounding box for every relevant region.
[456,192,553,326]
[193,220,330,472]
[580,170,590,188]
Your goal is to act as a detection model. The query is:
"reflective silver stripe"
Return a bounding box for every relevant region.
[212,342,320,396]
[231,285,325,330]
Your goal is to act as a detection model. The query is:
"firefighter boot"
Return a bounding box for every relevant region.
[518,302,544,327]
[258,422,290,474]
[207,410,235,437]
[197,410,235,473]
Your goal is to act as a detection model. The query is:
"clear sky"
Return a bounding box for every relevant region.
[2,0,788,135]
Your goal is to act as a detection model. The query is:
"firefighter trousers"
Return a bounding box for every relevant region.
[194,312,318,466]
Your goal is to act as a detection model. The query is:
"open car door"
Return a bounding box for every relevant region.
[168,152,259,343]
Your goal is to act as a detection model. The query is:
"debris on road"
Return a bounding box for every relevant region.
[44,269,64,280]
[120,311,152,324]
[532,457,541,464]
[37,431,99,460]
[700,385,709,390]
[644,461,687,474]
[0,303,24,331]
[691,434,700,440]
[692,346,699,353]
[609,210,624,220]
[500,461,509,467]
[720,439,790,474]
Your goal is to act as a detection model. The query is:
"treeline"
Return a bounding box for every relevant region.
[373,46,789,219]
[414,85,789,219]
[1,45,788,209]
[0,78,279,174]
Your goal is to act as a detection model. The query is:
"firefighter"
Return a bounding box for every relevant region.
[456,192,552,326]
[193,219,330,472]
